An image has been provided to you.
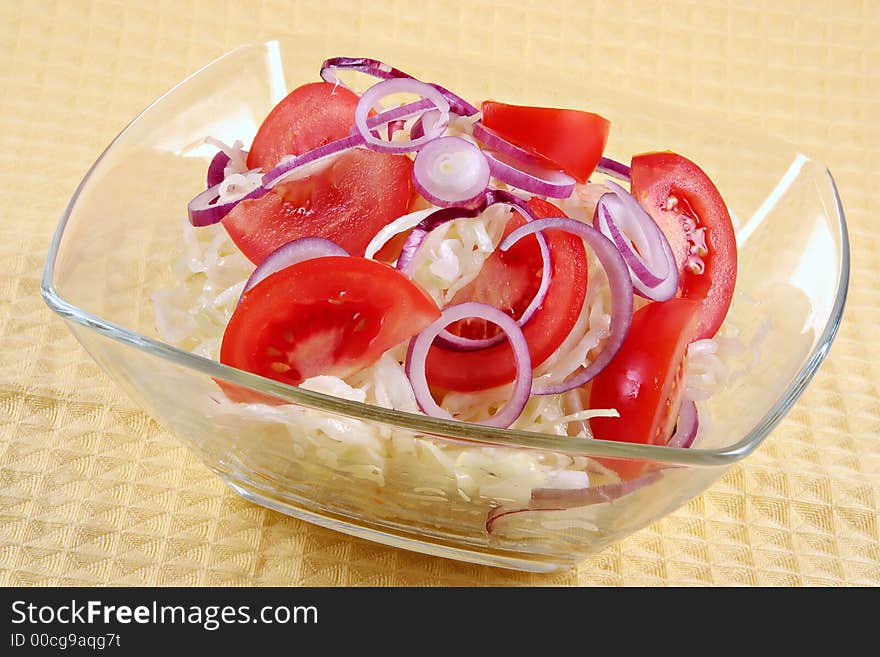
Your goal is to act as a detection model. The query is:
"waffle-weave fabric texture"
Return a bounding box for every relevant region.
[1,0,877,586]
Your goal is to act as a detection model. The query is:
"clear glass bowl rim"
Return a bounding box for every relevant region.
[40,40,851,469]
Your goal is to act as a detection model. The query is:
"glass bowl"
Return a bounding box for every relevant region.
[41,38,849,572]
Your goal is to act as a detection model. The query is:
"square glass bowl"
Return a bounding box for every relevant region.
[41,38,849,572]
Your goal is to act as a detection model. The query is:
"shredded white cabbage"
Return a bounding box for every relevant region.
[150,202,628,510]
[152,159,740,528]
[204,137,249,178]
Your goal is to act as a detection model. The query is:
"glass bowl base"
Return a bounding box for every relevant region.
[223,478,570,574]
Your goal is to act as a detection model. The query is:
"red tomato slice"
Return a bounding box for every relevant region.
[481,101,610,184]
[630,152,737,340]
[425,197,588,392]
[247,82,361,170]
[220,256,440,402]
[588,298,701,480]
[223,149,414,264]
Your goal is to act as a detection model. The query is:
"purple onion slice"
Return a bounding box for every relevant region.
[320,56,479,116]
[187,176,267,227]
[238,237,349,303]
[595,156,631,182]
[499,217,634,395]
[206,151,231,188]
[354,78,450,154]
[486,470,662,534]
[594,182,679,301]
[483,149,576,199]
[412,136,490,209]
[405,302,532,428]
[666,400,699,449]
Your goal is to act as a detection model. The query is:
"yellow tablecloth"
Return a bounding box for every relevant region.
[1,0,877,586]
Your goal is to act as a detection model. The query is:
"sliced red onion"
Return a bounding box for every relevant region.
[320,56,479,116]
[395,205,486,277]
[354,78,450,154]
[500,217,633,395]
[405,302,532,428]
[206,151,230,188]
[483,149,575,199]
[261,133,364,189]
[596,196,662,288]
[596,182,679,301]
[409,109,442,142]
[596,156,631,182]
[410,115,425,140]
[365,97,437,130]
[485,470,661,534]
[665,400,699,449]
[412,136,490,208]
[472,121,548,169]
[188,178,267,227]
[262,99,437,189]
[239,237,349,301]
[387,119,405,141]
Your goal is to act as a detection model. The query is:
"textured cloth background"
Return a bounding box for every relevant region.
[1,0,877,586]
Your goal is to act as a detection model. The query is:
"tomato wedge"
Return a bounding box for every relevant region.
[630,152,737,340]
[481,101,610,184]
[588,298,701,480]
[425,197,588,392]
[247,82,361,170]
[223,149,414,264]
[220,256,440,402]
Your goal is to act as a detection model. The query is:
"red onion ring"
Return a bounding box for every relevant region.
[262,99,436,188]
[499,217,633,395]
[665,400,699,449]
[206,151,231,188]
[483,149,576,199]
[395,205,485,278]
[485,470,661,534]
[596,182,679,301]
[187,177,267,227]
[239,237,349,303]
[596,156,631,182]
[387,119,405,141]
[596,195,663,288]
[320,56,479,116]
[354,78,450,154]
[409,109,442,142]
[412,136,490,208]
[405,302,532,428]
[364,97,437,129]
[472,121,549,169]
[261,133,364,189]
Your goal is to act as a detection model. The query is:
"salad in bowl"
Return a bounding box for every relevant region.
[43,41,848,571]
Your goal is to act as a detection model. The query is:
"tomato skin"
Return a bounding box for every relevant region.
[247,82,361,170]
[219,256,440,402]
[481,101,610,184]
[630,152,737,340]
[588,298,701,480]
[424,197,588,392]
[223,149,414,264]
